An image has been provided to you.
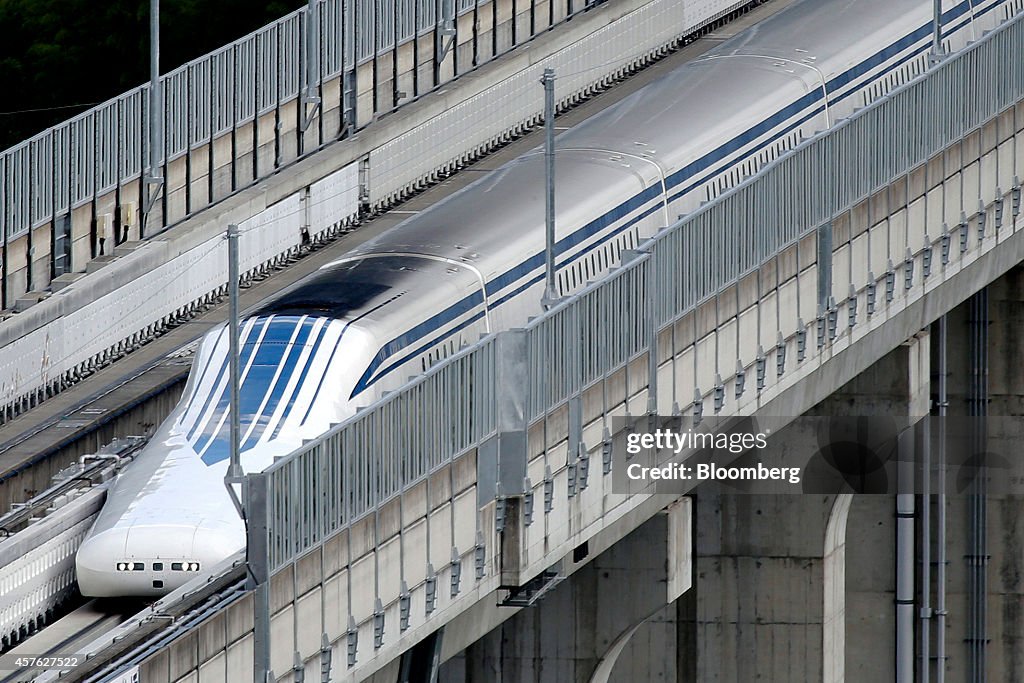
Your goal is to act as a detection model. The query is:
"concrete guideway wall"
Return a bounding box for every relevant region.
[0,0,742,423]
[112,12,1024,683]
[0,488,105,650]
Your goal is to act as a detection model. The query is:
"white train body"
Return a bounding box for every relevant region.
[77,0,1021,596]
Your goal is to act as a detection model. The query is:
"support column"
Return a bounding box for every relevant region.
[938,269,1024,681]
[688,335,929,682]
[439,500,692,683]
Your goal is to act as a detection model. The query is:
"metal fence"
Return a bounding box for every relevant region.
[0,0,609,246]
[265,338,498,568]
[262,7,1024,574]
[0,0,748,421]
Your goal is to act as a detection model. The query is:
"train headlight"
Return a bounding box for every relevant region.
[116,562,129,571]
[187,562,201,572]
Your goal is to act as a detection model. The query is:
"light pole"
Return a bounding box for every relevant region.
[541,68,558,310]
[222,225,272,682]
[931,0,944,64]
[143,0,163,239]
[224,224,243,517]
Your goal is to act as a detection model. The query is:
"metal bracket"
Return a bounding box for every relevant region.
[399,582,411,631]
[543,466,554,513]
[693,387,704,426]
[867,273,877,315]
[475,530,486,580]
[796,319,807,361]
[976,200,987,241]
[450,546,462,598]
[922,236,933,278]
[141,174,164,235]
[320,633,333,682]
[827,297,838,341]
[523,478,535,525]
[495,496,506,533]
[847,284,858,329]
[734,360,746,400]
[299,93,323,133]
[425,564,437,616]
[776,332,786,377]
[577,443,590,492]
[755,347,766,392]
[885,260,896,303]
[904,248,914,291]
[372,599,385,649]
[346,616,358,667]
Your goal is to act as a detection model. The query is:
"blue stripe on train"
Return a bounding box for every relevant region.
[196,317,320,463]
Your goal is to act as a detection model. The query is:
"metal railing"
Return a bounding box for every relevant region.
[0,0,609,247]
[0,0,755,423]
[262,5,1024,574]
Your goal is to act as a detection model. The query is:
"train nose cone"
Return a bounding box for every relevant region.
[76,523,243,597]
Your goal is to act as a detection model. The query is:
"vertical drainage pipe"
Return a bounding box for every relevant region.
[967,289,988,682]
[936,314,948,683]
[921,379,932,683]
[896,419,915,683]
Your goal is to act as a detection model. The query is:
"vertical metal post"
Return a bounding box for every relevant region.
[817,222,833,311]
[935,314,948,683]
[248,472,272,683]
[931,0,943,63]
[224,224,245,518]
[143,0,163,238]
[301,0,322,135]
[541,68,558,310]
[306,0,318,100]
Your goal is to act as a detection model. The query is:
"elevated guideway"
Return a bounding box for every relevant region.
[34,7,1024,682]
[0,0,770,511]
[0,0,758,429]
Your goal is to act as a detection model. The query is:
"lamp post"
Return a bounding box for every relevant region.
[143,0,164,238]
[541,68,558,310]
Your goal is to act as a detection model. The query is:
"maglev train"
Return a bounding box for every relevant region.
[77,0,1021,596]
